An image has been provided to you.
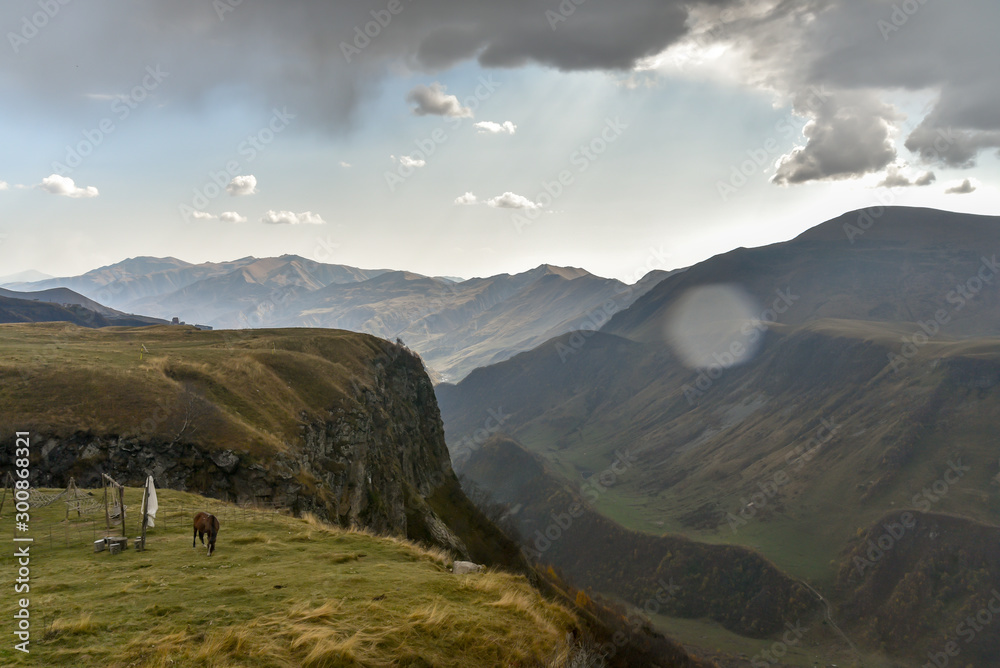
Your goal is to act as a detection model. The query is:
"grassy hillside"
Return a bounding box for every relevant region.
[0,323,388,454]
[0,322,531,566]
[0,488,580,667]
[460,437,822,638]
[440,321,1000,579]
[439,319,1000,663]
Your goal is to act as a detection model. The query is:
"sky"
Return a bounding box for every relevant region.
[0,0,997,283]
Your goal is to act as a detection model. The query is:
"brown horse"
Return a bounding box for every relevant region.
[193,512,220,556]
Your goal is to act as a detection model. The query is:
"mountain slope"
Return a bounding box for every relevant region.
[460,435,821,639]
[0,288,168,327]
[606,206,1000,343]
[437,207,1000,665]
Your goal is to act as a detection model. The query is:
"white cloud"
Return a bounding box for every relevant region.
[475,121,517,135]
[486,192,540,210]
[454,192,478,206]
[0,181,8,191]
[38,174,99,198]
[339,161,352,168]
[219,211,247,224]
[392,155,426,168]
[406,82,473,118]
[772,91,900,185]
[226,175,258,196]
[945,179,977,195]
[261,210,326,225]
[876,165,936,189]
[189,211,247,223]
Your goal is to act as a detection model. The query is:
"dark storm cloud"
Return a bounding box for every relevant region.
[714,0,1000,182]
[0,0,728,130]
[3,0,994,182]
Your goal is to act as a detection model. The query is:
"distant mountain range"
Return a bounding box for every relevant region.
[0,286,168,328]
[437,206,1000,664]
[4,256,674,382]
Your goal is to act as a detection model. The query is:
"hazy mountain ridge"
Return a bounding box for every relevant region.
[9,256,671,382]
[0,286,168,327]
[606,207,1000,343]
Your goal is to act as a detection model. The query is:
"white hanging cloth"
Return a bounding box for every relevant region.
[144,475,158,528]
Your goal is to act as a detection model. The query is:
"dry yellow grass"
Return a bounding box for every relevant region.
[0,488,578,667]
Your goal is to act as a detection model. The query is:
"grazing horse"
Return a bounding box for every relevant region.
[193,512,220,556]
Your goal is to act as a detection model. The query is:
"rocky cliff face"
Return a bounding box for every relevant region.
[18,339,473,556]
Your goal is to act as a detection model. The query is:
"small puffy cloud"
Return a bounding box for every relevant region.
[475,121,517,135]
[454,192,478,205]
[38,174,99,198]
[876,165,936,188]
[190,211,247,223]
[261,210,326,225]
[392,155,426,168]
[220,211,247,223]
[945,179,977,195]
[0,181,8,191]
[226,175,257,196]
[406,82,473,118]
[486,192,540,210]
[339,161,351,168]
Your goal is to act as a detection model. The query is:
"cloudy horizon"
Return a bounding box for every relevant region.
[1,0,997,282]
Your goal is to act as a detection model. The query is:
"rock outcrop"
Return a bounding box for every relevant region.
[13,334,481,559]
